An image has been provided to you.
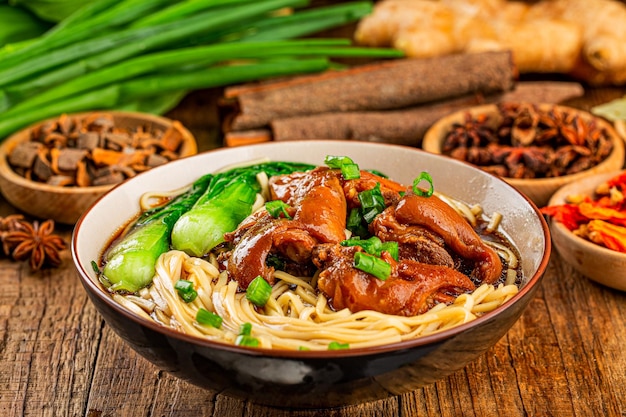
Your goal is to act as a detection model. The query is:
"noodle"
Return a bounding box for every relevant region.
[116,247,519,350]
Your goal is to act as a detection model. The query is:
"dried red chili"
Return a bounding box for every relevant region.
[541,172,626,253]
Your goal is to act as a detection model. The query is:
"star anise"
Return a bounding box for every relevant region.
[442,103,615,179]
[1,218,66,270]
[442,112,499,152]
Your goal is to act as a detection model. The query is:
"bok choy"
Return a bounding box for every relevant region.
[102,173,213,293]
[101,161,314,293]
[172,161,314,256]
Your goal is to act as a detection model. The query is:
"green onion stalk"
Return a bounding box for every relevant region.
[0,0,403,139]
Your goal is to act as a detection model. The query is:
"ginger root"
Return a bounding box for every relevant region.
[355,0,626,85]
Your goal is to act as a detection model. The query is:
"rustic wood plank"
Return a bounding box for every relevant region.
[550,254,626,417]
[149,374,217,417]
[85,325,166,416]
[0,242,103,417]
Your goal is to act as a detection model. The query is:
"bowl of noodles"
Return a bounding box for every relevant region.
[71,140,551,409]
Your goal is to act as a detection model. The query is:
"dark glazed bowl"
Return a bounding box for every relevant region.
[71,140,551,409]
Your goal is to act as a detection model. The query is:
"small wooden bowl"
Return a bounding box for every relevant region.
[548,170,626,291]
[0,111,197,224]
[422,103,625,207]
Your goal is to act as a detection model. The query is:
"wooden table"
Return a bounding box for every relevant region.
[2,86,626,417]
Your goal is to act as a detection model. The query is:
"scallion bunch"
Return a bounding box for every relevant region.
[0,0,403,139]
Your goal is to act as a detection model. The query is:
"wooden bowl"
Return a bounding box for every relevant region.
[548,170,626,291]
[0,111,197,224]
[422,103,625,207]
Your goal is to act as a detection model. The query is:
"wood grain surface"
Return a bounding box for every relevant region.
[1,86,626,417]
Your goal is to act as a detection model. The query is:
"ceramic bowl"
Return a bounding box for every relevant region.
[547,170,626,291]
[71,140,551,409]
[422,103,625,207]
[0,111,197,224]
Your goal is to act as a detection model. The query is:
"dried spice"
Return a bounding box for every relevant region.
[541,172,626,253]
[0,214,66,270]
[441,103,615,179]
[8,113,188,187]
[221,51,517,134]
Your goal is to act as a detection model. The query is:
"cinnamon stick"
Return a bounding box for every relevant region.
[221,51,517,132]
[271,95,485,147]
[224,81,584,147]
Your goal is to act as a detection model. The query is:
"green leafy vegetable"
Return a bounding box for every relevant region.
[101,221,171,293]
[171,161,314,257]
[171,181,257,257]
[101,173,213,293]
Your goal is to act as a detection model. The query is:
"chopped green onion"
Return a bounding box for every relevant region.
[340,163,360,180]
[298,346,311,351]
[246,276,272,307]
[358,183,385,223]
[266,200,292,219]
[196,308,223,329]
[328,341,350,350]
[324,155,354,168]
[354,252,391,280]
[412,171,434,197]
[91,260,101,274]
[239,322,253,336]
[341,236,399,261]
[347,207,367,237]
[324,155,361,179]
[174,279,197,303]
[236,322,259,347]
[366,169,388,178]
[381,241,399,261]
[236,335,260,347]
